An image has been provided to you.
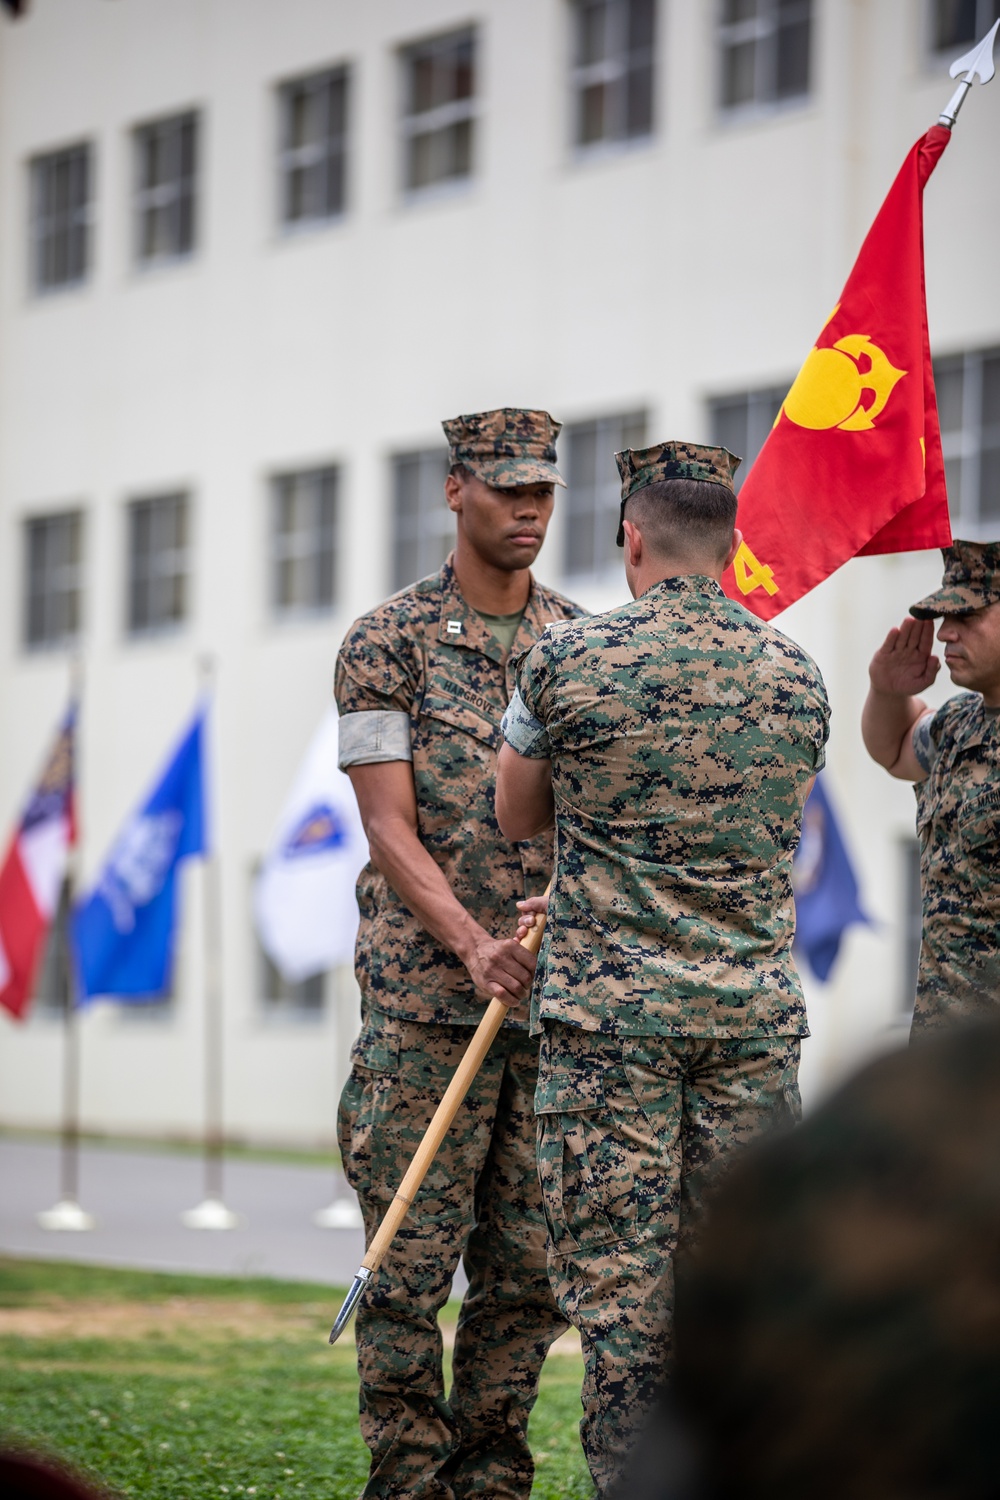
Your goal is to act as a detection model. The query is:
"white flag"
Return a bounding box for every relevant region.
[254,709,368,983]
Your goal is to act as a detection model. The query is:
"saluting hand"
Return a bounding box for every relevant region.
[868,618,940,697]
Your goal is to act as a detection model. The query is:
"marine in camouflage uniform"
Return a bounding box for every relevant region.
[496,441,829,1494]
[335,409,583,1499]
[862,540,1000,1037]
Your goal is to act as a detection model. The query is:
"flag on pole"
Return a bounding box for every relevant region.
[0,707,76,1021]
[793,775,870,983]
[722,126,953,620]
[72,709,207,1002]
[254,709,367,983]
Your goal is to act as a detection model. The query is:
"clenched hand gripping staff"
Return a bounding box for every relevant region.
[328,887,550,1344]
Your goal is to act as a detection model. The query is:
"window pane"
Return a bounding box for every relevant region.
[981,353,1000,426]
[23,512,83,649]
[32,144,91,291]
[392,450,451,590]
[127,495,189,635]
[563,412,646,580]
[980,445,1000,522]
[934,359,965,433]
[932,0,981,50]
[402,32,476,192]
[259,948,326,1017]
[629,0,656,50]
[573,0,656,146]
[272,469,338,615]
[775,18,811,96]
[722,40,758,107]
[626,62,654,136]
[134,114,198,263]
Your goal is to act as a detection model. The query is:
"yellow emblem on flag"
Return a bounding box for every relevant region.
[779,329,906,433]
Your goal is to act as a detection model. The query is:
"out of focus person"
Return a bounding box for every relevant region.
[657,1019,1000,1500]
[0,1452,110,1499]
[496,440,829,1495]
[862,539,1000,1036]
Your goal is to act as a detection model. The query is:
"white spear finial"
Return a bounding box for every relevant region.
[939,18,999,128]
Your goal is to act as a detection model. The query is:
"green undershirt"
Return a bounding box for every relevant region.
[475,608,525,653]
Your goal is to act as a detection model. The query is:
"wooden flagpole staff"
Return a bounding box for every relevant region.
[328,885,550,1344]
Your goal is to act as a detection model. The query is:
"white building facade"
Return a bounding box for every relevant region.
[1,0,998,1146]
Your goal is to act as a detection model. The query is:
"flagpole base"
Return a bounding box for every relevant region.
[180,1197,242,1231]
[37,1199,96,1232]
[313,1196,363,1230]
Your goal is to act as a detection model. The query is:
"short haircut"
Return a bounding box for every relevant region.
[623,477,737,563]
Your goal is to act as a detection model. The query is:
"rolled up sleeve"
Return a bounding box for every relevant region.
[338,710,412,768]
[501,685,552,759]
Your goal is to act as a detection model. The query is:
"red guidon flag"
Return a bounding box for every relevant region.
[722,126,953,620]
[0,707,76,1021]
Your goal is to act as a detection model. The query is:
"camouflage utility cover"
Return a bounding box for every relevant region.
[910,538,1000,618]
[335,557,584,1027]
[910,693,1000,1033]
[615,440,741,545]
[510,575,829,1037]
[443,407,567,489]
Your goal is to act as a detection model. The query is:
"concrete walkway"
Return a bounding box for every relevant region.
[0,1137,374,1286]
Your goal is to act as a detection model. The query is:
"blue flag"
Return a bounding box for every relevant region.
[73,710,207,1001]
[793,773,870,983]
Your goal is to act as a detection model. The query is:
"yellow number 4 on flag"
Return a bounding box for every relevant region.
[733,541,778,597]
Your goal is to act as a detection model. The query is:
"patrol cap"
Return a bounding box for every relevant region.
[909,539,1000,618]
[614,440,742,546]
[442,408,566,489]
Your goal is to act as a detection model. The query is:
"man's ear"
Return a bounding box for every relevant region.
[723,527,743,572]
[622,519,642,569]
[444,471,464,515]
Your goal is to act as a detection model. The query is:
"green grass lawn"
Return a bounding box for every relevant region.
[0,1258,592,1499]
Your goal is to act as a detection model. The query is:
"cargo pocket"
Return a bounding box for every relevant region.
[338,1015,402,1206]
[535,1060,638,1254]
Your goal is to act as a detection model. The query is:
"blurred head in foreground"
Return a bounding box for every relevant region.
[664,1020,1000,1499]
[0,1452,109,1499]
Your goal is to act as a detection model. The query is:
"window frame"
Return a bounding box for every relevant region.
[933,345,1000,539]
[29,140,92,294]
[276,64,351,231]
[561,409,648,584]
[707,383,788,493]
[390,447,454,593]
[22,508,85,652]
[132,110,199,268]
[125,491,192,640]
[568,0,657,155]
[926,0,1000,59]
[398,26,478,199]
[715,0,814,119]
[269,464,340,619]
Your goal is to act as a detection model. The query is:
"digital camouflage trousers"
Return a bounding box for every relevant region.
[338,1010,568,1500]
[535,1023,802,1497]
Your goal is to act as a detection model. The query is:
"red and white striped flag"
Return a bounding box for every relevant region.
[0,708,76,1021]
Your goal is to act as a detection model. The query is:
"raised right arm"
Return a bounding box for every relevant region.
[861,617,939,782]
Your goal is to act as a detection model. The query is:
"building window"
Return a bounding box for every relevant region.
[400,28,476,193]
[571,0,656,148]
[934,346,1000,536]
[30,143,91,292]
[392,449,452,591]
[708,385,787,492]
[278,67,350,226]
[133,112,197,266]
[126,493,190,636]
[901,838,921,1015]
[271,467,338,616]
[23,510,83,649]
[563,411,647,581]
[717,0,812,112]
[259,948,326,1021]
[930,0,1000,53]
